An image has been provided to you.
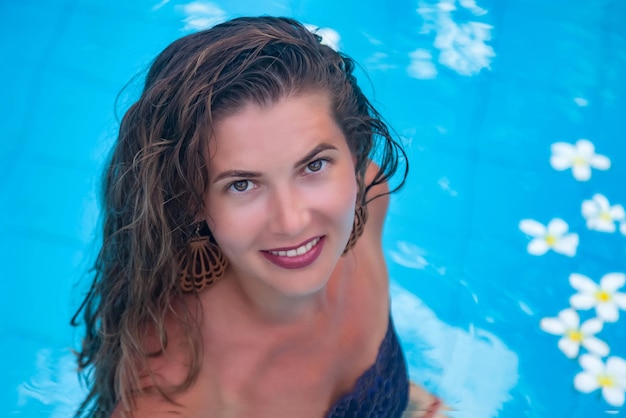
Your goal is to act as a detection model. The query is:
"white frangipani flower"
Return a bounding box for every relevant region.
[574,354,626,407]
[570,273,626,323]
[519,218,579,257]
[582,194,626,233]
[540,308,609,358]
[550,139,610,181]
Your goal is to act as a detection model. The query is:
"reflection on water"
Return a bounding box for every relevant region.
[17,349,87,417]
[391,282,518,417]
[179,1,227,31]
[409,0,495,79]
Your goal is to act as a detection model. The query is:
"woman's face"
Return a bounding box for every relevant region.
[203,92,357,299]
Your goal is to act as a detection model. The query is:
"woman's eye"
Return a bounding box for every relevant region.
[305,159,327,173]
[229,180,252,192]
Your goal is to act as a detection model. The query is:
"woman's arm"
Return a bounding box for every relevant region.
[363,161,391,241]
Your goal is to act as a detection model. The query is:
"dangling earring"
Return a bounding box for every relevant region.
[179,223,228,292]
[342,200,368,255]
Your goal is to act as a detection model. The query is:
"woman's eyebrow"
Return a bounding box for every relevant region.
[212,142,338,184]
[212,170,262,183]
[292,143,338,168]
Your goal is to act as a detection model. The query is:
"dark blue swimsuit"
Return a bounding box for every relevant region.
[325,315,409,417]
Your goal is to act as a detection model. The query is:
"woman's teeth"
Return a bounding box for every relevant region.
[269,237,320,257]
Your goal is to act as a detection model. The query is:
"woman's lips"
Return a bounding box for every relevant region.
[261,236,325,269]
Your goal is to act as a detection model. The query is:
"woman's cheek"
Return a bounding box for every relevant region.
[315,177,357,226]
[205,194,252,244]
[215,199,261,239]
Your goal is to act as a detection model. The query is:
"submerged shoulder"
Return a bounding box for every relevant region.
[403,382,448,418]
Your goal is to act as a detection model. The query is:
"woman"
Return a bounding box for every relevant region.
[72,16,443,417]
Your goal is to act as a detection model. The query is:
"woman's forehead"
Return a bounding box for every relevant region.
[206,93,347,171]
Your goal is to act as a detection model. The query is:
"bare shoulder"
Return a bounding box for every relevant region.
[110,303,211,417]
[345,161,392,316]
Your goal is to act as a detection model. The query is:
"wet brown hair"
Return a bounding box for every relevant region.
[71,16,407,416]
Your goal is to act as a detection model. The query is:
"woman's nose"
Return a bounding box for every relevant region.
[268,186,310,237]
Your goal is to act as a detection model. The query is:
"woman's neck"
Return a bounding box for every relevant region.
[203,256,352,338]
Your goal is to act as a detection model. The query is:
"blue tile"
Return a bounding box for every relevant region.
[46,4,181,87]
[9,69,118,171]
[0,0,77,66]
[0,61,38,174]
[494,4,605,90]
[0,232,87,345]
[0,157,99,244]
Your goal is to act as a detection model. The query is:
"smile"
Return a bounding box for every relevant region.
[261,236,325,269]
[268,237,321,257]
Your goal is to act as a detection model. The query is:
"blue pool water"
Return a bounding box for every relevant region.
[2,0,626,416]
